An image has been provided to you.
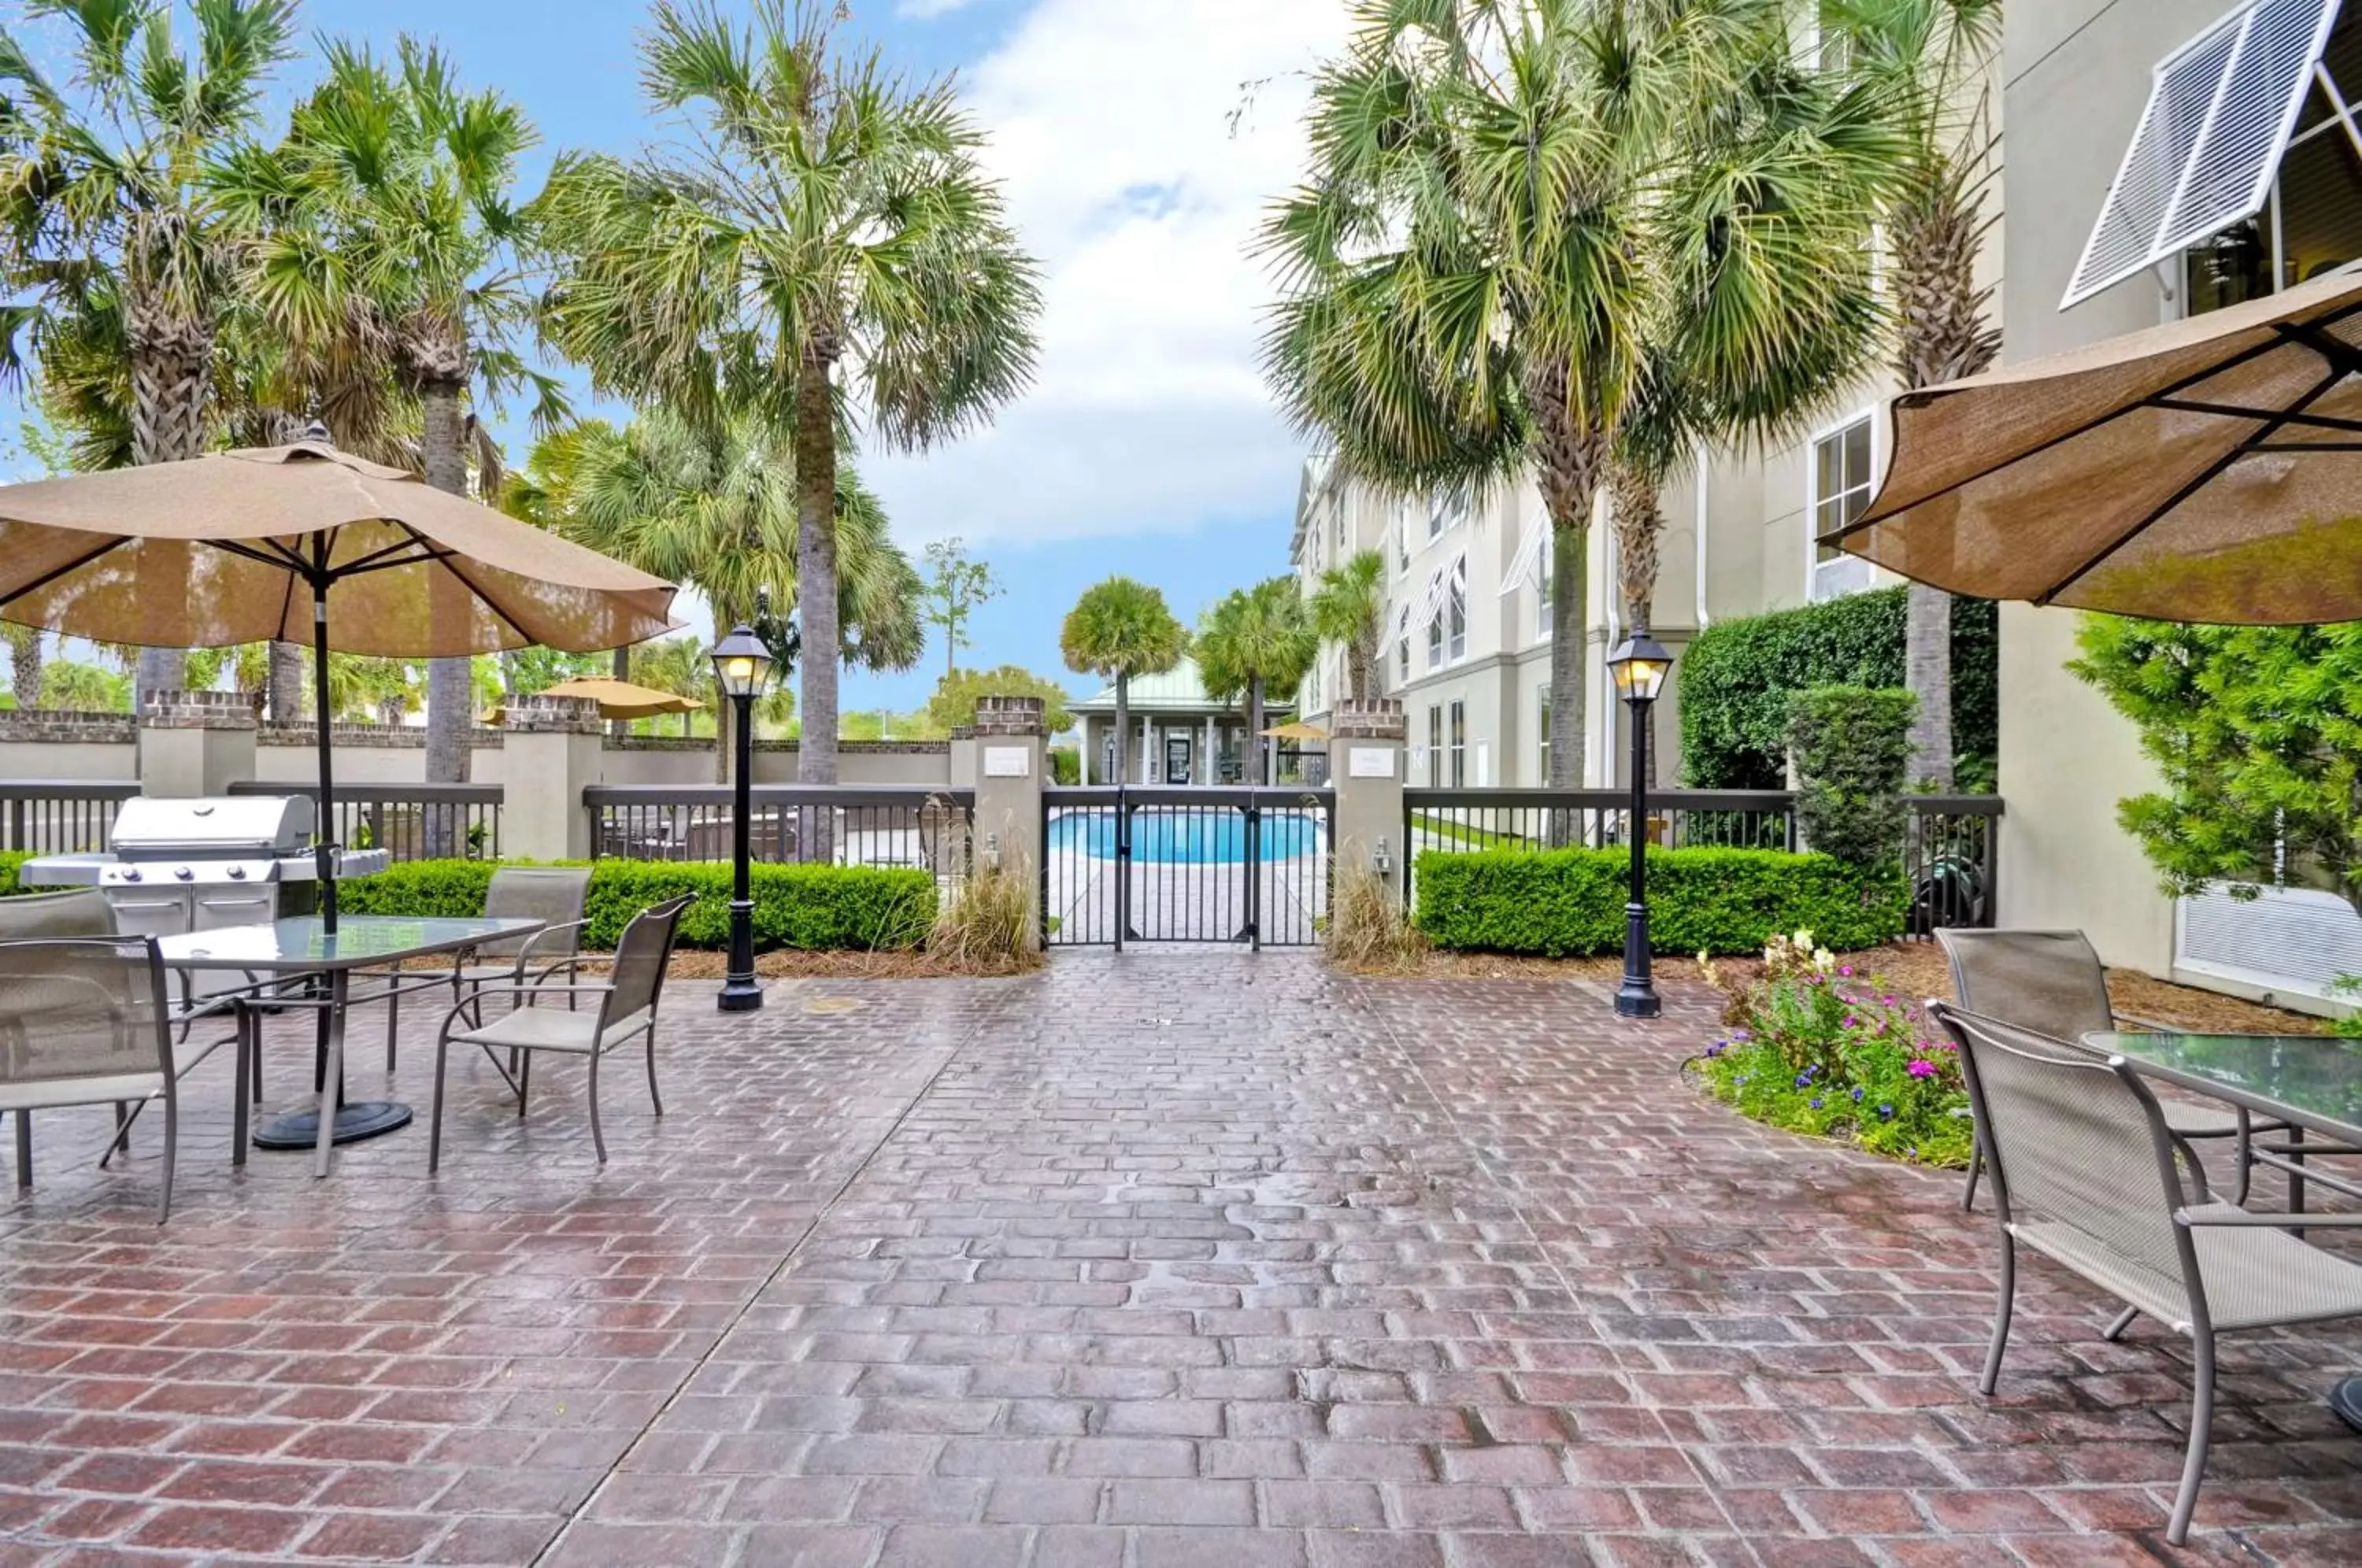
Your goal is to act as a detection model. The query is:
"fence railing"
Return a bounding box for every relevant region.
[1042,785,1334,949]
[583,785,976,882]
[0,781,141,855]
[1402,787,2000,937]
[229,780,503,862]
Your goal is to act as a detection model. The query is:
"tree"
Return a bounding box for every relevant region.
[1309,549,1387,705]
[1060,578,1186,788]
[2,625,42,710]
[1197,577,1317,787]
[2,0,300,702]
[1826,0,2004,788]
[927,664,1072,738]
[539,0,1042,795]
[1263,0,1891,785]
[223,37,567,818]
[631,634,714,736]
[40,659,129,712]
[922,538,999,677]
[2071,619,2362,919]
[538,410,923,778]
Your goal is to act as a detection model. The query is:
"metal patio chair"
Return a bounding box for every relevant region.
[380,865,594,1072]
[1932,1001,2362,1546]
[1937,928,2294,1209]
[427,895,692,1170]
[0,936,197,1222]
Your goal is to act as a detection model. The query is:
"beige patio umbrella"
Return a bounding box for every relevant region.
[485,676,705,726]
[1825,268,2362,623]
[0,436,679,924]
[1260,721,1329,741]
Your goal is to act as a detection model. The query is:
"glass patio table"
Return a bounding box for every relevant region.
[2086,1029,2362,1432]
[155,916,543,1178]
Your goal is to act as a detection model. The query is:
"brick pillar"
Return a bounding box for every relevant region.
[972,695,1045,952]
[1327,701,1407,902]
[139,689,258,798]
[496,695,602,861]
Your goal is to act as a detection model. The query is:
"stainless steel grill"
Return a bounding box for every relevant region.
[20,796,391,952]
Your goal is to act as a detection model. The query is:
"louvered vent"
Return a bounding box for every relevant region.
[2063,0,2339,309]
[2175,883,2362,1000]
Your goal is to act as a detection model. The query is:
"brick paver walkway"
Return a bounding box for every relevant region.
[2,954,2359,1566]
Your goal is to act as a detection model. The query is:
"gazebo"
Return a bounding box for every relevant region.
[1069,656,1292,786]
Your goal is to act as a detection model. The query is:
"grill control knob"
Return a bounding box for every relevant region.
[227,865,247,880]
[173,866,194,882]
[120,867,141,882]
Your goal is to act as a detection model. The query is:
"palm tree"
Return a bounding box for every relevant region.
[630,634,713,737]
[1,0,300,701]
[221,37,566,815]
[1060,579,1187,788]
[1263,0,1892,787]
[1827,0,2003,788]
[538,0,1042,793]
[538,409,924,777]
[1198,578,1318,788]
[1309,549,1388,705]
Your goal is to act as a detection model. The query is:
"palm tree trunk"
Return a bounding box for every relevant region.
[611,646,631,741]
[1113,673,1130,787]
[8,630,43,712]
[420,380,473,854]
[1607,460,1661,634]
[1248,676,1266,786]
[1528,364,1603,791]
[794,349,841,800]
[268,642,305,724]
[127,305,213,707]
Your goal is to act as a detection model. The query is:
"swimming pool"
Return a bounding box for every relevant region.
[1048,808,1325,864]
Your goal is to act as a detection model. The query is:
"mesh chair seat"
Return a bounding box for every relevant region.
[2016,1206,2362,1333]
[451,1004,653,1056]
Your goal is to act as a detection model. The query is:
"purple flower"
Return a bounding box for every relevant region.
[1838,964,1855,978]
[1809,1096,1823,1110]
[1878,1103,1894,1119]
[1850,1088,1864,1103]
[1907,1060,1938,1079]
[1842,1015,1859,1029]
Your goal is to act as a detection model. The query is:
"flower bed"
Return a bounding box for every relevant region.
[1692,932,1971,1167]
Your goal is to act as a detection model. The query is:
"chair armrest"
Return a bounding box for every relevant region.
[2177,1208,2362,1228]
[513,919,590,967]
[435,982,615,1039]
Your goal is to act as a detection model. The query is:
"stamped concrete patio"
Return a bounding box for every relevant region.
[2,953,2359,1567]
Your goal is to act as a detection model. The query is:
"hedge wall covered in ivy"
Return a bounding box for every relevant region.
[1678,586,1996,790]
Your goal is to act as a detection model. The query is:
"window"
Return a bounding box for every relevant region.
[1448,701,1467,788]
[1427,608,1444,669]
[1334,498,1346,554]
[1538,685,1552,782]
[1396,605,1411,685]
[1535,532,1553,637]
[1427,704,1445,786]
[1446,558,1467,661]
[2067,0,2343,307]
[1428,494,1446,539]
[1810,414,1877,601]
[1397,510,1411,571]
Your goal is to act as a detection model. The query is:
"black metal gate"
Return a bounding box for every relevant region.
[1041,786,1335,949]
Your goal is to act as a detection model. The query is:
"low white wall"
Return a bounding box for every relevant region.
[0,738,135,781]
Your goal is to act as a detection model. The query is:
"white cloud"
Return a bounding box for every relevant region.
[897,0,982,17]
[863,0,1349,548]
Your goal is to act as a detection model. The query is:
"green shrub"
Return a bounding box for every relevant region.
[338,859,935,952]
[1786,686,1916,869]
[1694,934,1971,1167]
[1679,586,1996,790]
[1413,846,1906,956]
[0,852,26,897]
[1046,745,1081,785]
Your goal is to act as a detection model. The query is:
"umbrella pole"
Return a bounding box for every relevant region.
[311,579,338,935]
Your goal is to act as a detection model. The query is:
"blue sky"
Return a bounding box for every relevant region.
[10,0,1354,716]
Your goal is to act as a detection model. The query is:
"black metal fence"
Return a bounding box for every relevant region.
[1042,786,1334,949]
[583,785,976,882]
[229,781,503,861]
[0,781,140,854]
[1401,786,2000,937]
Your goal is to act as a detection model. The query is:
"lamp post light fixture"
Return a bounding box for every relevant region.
[711,623,774,1012]
[1606,630,1673,1020]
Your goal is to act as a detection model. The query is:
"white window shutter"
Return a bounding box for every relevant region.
[1499,516,1548,597]
[2061,0,2338,309]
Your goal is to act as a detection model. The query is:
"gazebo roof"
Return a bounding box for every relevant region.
[1069,656,1294,717]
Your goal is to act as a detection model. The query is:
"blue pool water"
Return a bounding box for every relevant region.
[1050,808,1324,864]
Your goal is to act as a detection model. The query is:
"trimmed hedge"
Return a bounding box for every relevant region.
[1787,686,1915,869]
[0,852,24,897]
[1413,847,1907,956]
[334,859,935,952]
[1679,586,1996,790]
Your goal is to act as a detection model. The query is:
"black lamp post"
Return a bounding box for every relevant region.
[1607,630,1673,1019]
[711,623,773,1013]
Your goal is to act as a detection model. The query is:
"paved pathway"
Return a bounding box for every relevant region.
[1,955,2358,1566]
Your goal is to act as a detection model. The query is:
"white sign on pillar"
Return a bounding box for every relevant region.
[1347,746,1397,778]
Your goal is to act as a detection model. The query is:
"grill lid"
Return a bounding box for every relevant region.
[109,795,316,857]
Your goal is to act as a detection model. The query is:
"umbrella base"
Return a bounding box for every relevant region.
[2332,1377,2362,1435]
[252,1101,414,1150]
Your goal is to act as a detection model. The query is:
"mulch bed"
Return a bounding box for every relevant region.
[1363,938,2333,1035]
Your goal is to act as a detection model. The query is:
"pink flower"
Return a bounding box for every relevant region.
[1906,1060,1938,1079]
